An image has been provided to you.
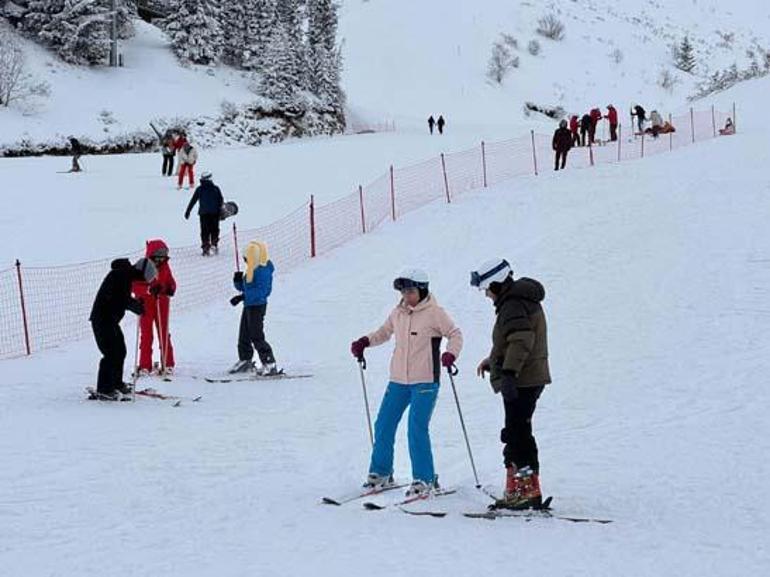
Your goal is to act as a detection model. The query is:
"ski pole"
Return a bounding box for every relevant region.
[131,314,141,402]
[357,357,374,448]
[447,365,481,488]
[158,296,171,376]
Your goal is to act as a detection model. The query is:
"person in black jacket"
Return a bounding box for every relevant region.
[428,115,436,135]
[552,119,573,171]
[631,104,646,134]
[437,115,446,135]
[579,114,591,147]
[184,171,224,256]
[89,258,156,400]
[69,137,83,172]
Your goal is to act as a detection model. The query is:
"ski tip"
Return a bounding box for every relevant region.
[172,400,182,407]
[321,497,342,506]
[192,396,203,402]
[363,502,385,511]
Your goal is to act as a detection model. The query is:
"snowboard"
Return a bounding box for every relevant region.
[220,201,239,221]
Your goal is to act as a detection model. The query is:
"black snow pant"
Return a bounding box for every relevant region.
[609,123,618,142]
[238,304,275,365]
[501,385,544,472]
[92,319,127,394]
[554,150,568,171]
[571,132,580,147]
[162,154,175,176]
[199,213,220,253]
[580,128,588,146]
[71,154,82,172]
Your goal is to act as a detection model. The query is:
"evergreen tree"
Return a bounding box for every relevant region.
[260,22,302,109]
[306,0,344,112]
[219,0,247,66]
[242,0,277,71]
[162,0,222,65]
[675,35,696,73]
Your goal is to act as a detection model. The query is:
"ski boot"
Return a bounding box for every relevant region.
[405,477,439,498]
[212,244,219,255]
[228,360,255,374]
[494,466,542,510]
[133,367,151,378]
[257,362,280,376]
[363,473,394,490]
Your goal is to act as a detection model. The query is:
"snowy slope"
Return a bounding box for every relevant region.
[1,78,768,576]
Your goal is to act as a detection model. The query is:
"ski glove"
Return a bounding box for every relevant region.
[129,299,145,316]
[184,212,190,220]
[230,294,244,307]
[441,352,456,368]
[149,285,162,296]
[233,271,243,284]
[350,336,370,359]
[166,287,175,297]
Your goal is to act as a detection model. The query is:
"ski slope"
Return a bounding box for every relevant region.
[1,79,768,575]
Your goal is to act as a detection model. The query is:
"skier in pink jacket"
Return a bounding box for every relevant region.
[350,269,463,497]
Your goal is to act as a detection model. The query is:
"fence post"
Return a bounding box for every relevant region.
[440,153,451,204]
[481,141,488,188]
[669,114,673,151]
[309,195,316,258]
[641,131,645,158]
[617,124,622,162]
[389,165,396,221]
[733,102,737,133]
[232,223,241,272]
[530,130,538,176]
[14,259,31,356]
[690,107,695,143]
[589,141,594,167]
[711,105,716,138]
[358,185,366,234]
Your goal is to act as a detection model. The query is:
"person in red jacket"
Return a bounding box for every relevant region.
[605,105,619,142]
[132,239,177,375]
[589,108,602,144]
[569,115,580,147]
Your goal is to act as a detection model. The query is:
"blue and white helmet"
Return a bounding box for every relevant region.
[393,268,429,292]
[470,258,512,290]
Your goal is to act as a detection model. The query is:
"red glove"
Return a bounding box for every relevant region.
[441,352,456,368]
[351,336,370,359]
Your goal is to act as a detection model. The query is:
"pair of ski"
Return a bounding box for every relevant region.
[201,370,312,383]
[85,386,201,406]
[322,485,612,523]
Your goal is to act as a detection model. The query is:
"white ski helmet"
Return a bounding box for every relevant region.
[393,268,429,291]
[470,258,512,290]
[134,257,158,283]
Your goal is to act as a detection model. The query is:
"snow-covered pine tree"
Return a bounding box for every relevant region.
[674,35,696,73]
[275,0,306,89]
[162,0,222,65]
[242,0,277,72]
[23,0,112,65]
[260,21,303,110]
[306,0,344,115]
[219,0,247,66]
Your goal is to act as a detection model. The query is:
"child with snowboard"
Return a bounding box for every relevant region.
[228,241,279,376]
[132,239,177,377]
[350,269,463,497]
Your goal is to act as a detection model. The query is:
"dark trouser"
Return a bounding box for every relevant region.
[637,118,644,133]
[438,125,444,134]
[199,213,220,252]
[162,154,174,176]
[554,150,568,171]
[580,129,588,146]
[572,131,580,147]
[588,127,596,144]
[92,319,127,394]
[238,305,275,364]
[72,154,82,172]
[651,126,660,139]
[609,123,618,141]
[501,385,544,472]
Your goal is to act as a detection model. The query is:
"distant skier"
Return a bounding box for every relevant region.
[229,241,278,376]
[350,269,463,497]
[719,117,735,136]
[69,137,83,172]
[470,259,551,510]
[428,115,436,135]
[132,239,176,376]
[589,108,602,144]
[161,131,176,177]
[631,104,646,134]
[605,104,619,142]
[569,115,580,147]
[89,258,156,400]
[184,172,224,256]
[177,140,197,189]
[437,115,446,135]
[579,113,591,147]
[552,119,573,171]
[650,110,664,138]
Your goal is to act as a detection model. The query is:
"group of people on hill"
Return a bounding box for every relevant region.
[427,115,446,135]
[158,129,199,189]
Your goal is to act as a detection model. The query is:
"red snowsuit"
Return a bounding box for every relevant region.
[605,106,619,141]
[569,115,579,146]
[132,239,176,372]
[589,108,602,143]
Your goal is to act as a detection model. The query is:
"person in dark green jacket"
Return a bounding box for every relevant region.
[471,258,551,510]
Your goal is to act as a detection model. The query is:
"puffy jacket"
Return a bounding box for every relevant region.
[580,114,592,130]
[132,239,176,299]
[606,106,618,125]
[633,105,646,120]
[367,295,463,385]
[185,180,224,217]
[487,277,551,392]
[552,127,573,152]
[569,116,579,133]
[234,241,274,306]
[90,258,144,324]
[590,108,602,127]
[178,144,198,165]
[650,111,663,127]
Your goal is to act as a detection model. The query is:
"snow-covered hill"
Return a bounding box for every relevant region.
[0,74,768,577]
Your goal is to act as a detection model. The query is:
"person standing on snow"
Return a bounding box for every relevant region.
[470,259,551,510]
[605,105,619,142]
[579,113,591,147]
[552,119,573,171]
[428,115,436,135]
[649,110,664,139]
[161,131,176,177]
[89,258,156,400]
[132,240,177,376]
[177,140,198,189]
[437,115,446,135]
[228,241,278,376]
[350,269,463,497]
[589,108,602,144]
[184,171,224,256]
[69,137,83,172]
[631,104,646,134]
[569,115,580,147]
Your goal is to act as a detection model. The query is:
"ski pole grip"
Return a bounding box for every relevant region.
[358,357,367,371]
[448,364,459,376]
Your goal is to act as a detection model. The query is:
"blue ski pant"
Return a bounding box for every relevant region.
[368,381,439,483]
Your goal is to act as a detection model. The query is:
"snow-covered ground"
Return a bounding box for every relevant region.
[1,74,768,576]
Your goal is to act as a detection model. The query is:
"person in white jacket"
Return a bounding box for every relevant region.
[177,142,198,189]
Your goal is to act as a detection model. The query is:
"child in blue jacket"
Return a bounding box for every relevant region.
[229,241,278,375]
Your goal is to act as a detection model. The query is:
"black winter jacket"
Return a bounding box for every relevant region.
[89,259,144,324]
